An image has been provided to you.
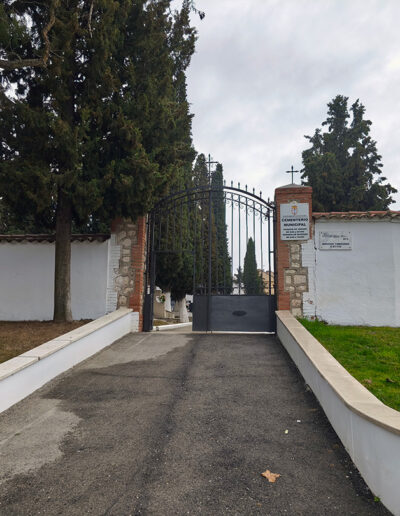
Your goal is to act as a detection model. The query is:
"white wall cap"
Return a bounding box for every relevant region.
[0,308,133,381]
[53,308,133,343]
[21,338,72,360]
[0,355,38,381]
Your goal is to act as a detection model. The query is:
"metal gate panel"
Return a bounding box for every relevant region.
[193,295,276,332]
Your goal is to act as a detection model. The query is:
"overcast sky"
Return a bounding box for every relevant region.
[185,0,400,209]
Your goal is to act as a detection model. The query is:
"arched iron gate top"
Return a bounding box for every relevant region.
[151,183,275,214]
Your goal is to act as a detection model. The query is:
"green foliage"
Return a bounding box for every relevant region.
[0,0,197,231]
[302,95,397,211]
[211,163,232,293]
[155,156,233,300]
[300,318,400,411]
[234,266,243,293]
[157,152,208,299]
[0,2,31,63]
[193,153,209,188]
[242,237,263,295]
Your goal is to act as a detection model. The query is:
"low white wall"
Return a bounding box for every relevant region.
[302,219,400,326]
[277,311,400,516]
[0,240,111,320]
[0,308,138,414]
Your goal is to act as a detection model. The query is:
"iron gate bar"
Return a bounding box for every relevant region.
[268,210,272,295]
[208,188,212,330]
[245,191,248,243]
[193,199,197,296]
[238,190,241,295]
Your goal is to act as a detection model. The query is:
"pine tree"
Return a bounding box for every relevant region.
[302,95,397,212]
[0,0,197,321]
[242,238,263,295]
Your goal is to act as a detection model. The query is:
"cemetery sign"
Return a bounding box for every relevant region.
[280,201,310,240]
[319,231,352,250]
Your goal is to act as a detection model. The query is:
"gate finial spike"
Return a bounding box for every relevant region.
[238,182,240,189]
[260,190,262,197]
[253,187,255,194]
[231,180,233,187]
[245,184,248,191]
[223,179,226,186]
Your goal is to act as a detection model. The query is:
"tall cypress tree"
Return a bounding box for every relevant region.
[243,237,263,295]
[302,95,397,211]
[0,0,197,321]
[211,163,232,293]
[154,0,197,306]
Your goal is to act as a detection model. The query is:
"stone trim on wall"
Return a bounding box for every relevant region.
[283,243,309,317]
[111,219,138,309]
[301,239,316,319]
[106,235,120,313]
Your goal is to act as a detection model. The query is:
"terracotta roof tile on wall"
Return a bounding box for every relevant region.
[0,234,110,243]
[313,211,400,220]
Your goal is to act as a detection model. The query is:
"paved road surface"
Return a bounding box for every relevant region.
[0,331,390,515]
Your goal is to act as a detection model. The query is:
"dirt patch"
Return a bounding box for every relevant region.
[0,321,90,364]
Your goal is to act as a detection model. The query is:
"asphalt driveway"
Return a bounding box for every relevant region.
[0,331,390,515]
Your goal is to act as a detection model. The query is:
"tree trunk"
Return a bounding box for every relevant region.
[53,189,73,322]
[176,298,189,323]
[164,291,172,312]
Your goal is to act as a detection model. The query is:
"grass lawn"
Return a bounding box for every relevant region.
[0,321,90,364]
[299,319,400,412]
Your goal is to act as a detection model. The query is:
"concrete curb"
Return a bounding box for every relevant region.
[153,322,192,331]
[276,310,400,516]
[0,308,138,414]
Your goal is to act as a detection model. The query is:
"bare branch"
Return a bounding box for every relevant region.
[0,0,59,71]
[0,57,45,69]
[88,0,94,38]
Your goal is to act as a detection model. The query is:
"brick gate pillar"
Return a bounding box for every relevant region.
[274,185,312,315]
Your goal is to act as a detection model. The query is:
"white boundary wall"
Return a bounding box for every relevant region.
[302,219,400,326]
[277,311,400,516]
[0,308,138,414]
[0,240,113,320]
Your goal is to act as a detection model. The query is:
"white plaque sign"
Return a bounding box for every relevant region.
[280,202,310,240]
[319,231,352,250]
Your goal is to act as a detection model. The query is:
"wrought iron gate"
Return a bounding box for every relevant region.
[143,183,276,332]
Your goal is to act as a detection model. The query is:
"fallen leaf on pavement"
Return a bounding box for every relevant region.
[261,470,281,483]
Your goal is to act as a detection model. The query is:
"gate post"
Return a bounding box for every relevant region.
[129,216,147,331]
[274,185,312,317]
[110,216,147,331]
